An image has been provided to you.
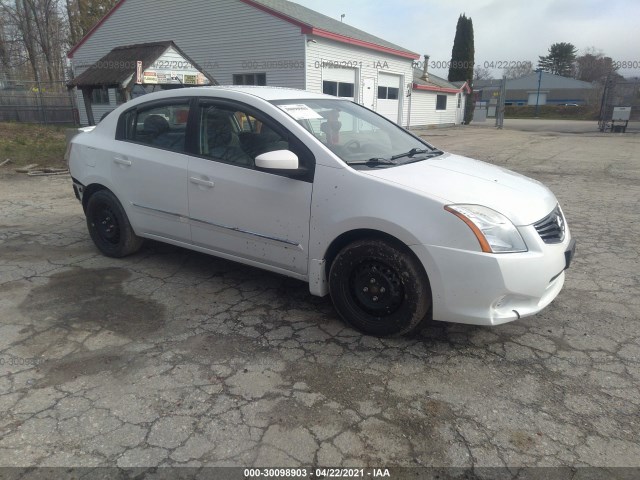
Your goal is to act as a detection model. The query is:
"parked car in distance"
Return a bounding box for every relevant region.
[67,86,575,337]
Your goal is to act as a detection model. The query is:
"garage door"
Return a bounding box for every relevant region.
[377,73,401,123]
[322,67,356,101]
[528,92,547,106]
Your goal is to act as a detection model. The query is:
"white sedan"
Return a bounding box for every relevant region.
[67,86,575,336]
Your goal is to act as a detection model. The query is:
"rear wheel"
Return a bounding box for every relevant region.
[86,190,143,258]
[329,239,431,337]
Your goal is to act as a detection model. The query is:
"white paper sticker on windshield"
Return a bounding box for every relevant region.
[278,104,323,120]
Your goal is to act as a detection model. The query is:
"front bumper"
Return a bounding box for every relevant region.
[72,178,85,203]
[411,225,575,326]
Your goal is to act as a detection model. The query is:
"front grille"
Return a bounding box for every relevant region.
[534,206,565,244]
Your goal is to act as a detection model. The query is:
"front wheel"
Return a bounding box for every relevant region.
[85,190,143,258]
[329,239,431,337]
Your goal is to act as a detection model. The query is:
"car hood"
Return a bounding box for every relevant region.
[363,152,557,225]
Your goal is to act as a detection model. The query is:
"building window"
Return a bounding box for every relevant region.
[457,94,461,108]
[233,73,266,86]
[338,82,354,98]
[91,87,110,105]
[436,95,447,111]
[323,80,355,98]
[116,88,127,104]
[378,86,399,100]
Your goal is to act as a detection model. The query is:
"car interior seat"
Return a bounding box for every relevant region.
[142,114,185,150]
[205,110,250,165]
[239,124,289,160]
[143,115,170,141]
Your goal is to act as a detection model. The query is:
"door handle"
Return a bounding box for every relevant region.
[113,156,132,166]
[190,176,215,188]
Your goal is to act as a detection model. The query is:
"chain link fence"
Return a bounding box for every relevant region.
[0,79,79,125]
[598,77,640,131]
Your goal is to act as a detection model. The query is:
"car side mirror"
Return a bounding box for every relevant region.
[255,150,299,170]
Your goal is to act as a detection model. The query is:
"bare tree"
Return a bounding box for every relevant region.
[473,65,492,80]
[25,0,58,81]
[503,61,533,79]
[0,15,12,78]
[65,0,79,45]
[0,0,68,83]
[575,47,621,84]
[17,0,41,82]
[65,0,117,46]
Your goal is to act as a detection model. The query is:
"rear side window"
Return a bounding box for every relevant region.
[120,101,190,152]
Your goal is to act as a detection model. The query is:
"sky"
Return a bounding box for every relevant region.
[293,0,640,78]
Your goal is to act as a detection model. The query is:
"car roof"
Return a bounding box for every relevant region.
[130,86,334,103]
[206,86,331,101]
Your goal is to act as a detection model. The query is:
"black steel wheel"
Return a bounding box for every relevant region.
[86,190,143,258]
[329,239,431,337]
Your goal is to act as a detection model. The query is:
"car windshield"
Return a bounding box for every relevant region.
[272,99,441,168]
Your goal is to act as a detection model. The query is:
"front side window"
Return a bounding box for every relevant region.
[197,103,290,167]
[122,101,190,152]
[273,99,439,168]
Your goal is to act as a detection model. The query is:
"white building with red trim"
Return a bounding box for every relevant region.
[67,0,468,127]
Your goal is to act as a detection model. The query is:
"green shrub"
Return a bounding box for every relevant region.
[504,105,599,120]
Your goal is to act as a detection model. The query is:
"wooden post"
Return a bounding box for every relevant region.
[82,87,96,126]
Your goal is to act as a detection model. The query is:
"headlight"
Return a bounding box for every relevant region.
[445,204,527,253]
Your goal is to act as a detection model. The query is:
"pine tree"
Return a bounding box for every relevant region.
[537,42,577,77]
[448,14,475,124]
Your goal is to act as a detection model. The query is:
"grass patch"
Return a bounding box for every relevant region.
[0,122,70,169]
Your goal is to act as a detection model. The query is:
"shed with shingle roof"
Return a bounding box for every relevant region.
[69,41,216,125]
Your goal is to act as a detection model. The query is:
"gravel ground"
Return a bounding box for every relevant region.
[0,122,639,476]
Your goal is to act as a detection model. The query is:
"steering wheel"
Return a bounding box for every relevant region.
[343,139,361,151]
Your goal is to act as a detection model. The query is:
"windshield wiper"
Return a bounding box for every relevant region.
[390,148,431,160]
[402,150,444,164]
[346,157,397,166]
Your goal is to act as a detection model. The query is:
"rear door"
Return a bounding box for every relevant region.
[111,99,192,242]
[186,99,314,275]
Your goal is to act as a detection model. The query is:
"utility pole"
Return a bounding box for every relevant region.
[495,75,507,129]
[534,69,542,117]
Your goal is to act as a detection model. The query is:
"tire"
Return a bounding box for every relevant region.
[85,190,143,258]
[329,239,431,337]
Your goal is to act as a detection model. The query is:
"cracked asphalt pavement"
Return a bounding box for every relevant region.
[0,122,639,472]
